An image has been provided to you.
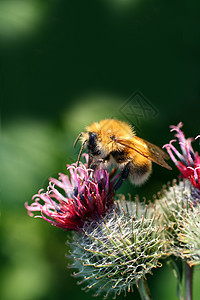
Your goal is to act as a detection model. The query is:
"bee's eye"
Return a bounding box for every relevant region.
[88,132,101,155]
[89,132,97,146]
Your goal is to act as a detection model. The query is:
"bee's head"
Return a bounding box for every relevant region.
[87,132,101,156]
[73,131,101,166]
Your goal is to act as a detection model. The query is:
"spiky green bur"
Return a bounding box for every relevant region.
[155,179,200,265]
[155,180,195,232]
[68,200,168,299]
[176,204,200,266]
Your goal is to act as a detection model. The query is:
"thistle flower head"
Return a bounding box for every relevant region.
[68,199,168,299]
[25,156,119,231]
[163,122,200,192]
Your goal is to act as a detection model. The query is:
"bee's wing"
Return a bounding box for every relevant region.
[116,136,172,170]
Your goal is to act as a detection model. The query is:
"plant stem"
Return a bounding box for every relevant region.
[137,278,152,300]
[185,262,193,300]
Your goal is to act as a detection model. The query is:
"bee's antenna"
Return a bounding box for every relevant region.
[76,139,87,166]
[73,132,83,148]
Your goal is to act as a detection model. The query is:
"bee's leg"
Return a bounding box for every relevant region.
[109,167,117,179]
[88,154,93,168]
[90,155,110,170]
[114,162,130,191]
[90,159,104,170]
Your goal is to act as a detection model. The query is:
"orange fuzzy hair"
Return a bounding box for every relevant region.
[82,119,135,154]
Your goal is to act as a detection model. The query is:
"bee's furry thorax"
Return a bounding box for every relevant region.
[84,119,135,154]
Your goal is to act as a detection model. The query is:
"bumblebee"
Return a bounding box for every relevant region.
[74,119,171,187]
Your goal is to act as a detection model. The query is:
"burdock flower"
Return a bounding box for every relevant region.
[156,123,200,266]
[25,156,118,231]
[156,122,200,233]
[26,154,169,299]
[163,122,200,197]
[68,199,167,299]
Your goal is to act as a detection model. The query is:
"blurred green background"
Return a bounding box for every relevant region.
[1,0,200,299]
